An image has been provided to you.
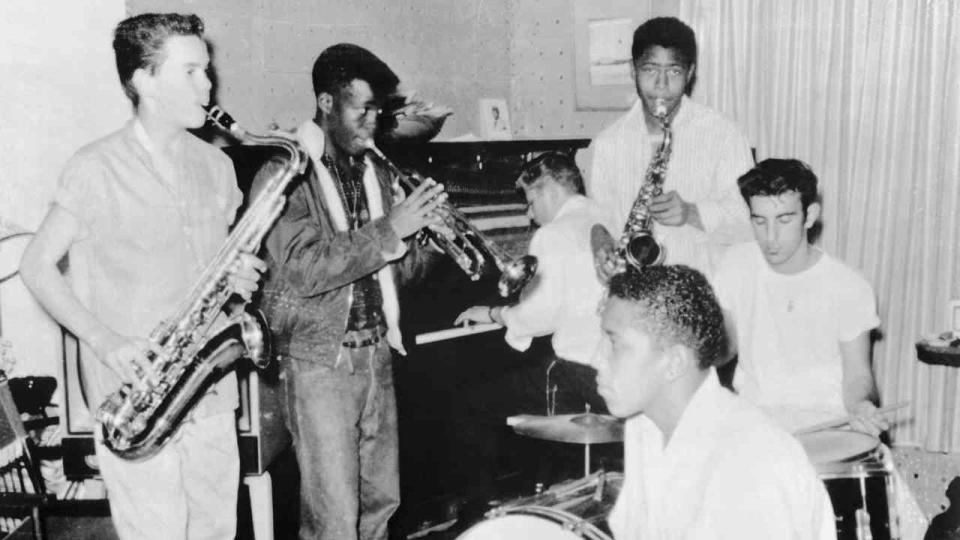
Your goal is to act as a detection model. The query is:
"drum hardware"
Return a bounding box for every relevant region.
[457,471,622,540]
[796,429,898,540]
[509,406,623,477]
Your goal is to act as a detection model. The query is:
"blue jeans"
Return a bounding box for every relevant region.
[280,343,399,540]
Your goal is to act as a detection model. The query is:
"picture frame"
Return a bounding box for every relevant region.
[572,0,651,110]
[949,299,960,337]
[478,98,512,140]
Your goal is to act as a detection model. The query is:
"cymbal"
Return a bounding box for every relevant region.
[511,413,624,444]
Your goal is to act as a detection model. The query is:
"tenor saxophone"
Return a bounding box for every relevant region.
[97,106,307,460]
[592,99,673,279]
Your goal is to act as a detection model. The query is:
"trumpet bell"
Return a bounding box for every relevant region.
[497,255,538,297]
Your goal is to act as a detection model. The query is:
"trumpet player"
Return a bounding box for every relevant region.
[19,13,265,539]
[256,44,446,540]
[587,16,753,277]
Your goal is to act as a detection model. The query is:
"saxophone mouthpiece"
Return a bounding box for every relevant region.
[653,99,668,120]
[204,104,246,137]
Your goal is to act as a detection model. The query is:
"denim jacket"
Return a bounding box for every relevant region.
[258,156,436,364]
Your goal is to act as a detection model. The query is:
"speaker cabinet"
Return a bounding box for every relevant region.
[60,331,289,479]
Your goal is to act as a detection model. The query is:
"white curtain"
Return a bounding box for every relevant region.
[678,0,960,450]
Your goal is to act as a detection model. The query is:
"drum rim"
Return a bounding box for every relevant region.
[796,429,880,466]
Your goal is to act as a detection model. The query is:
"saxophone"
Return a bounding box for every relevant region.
[592,99,673,279]
[97,106,307,460]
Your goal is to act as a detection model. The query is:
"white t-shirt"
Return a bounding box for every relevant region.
[712,242,880,431]
[609,371,836,539]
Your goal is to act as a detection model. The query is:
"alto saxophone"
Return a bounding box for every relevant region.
[97,106,307,460]
[365,140,538,297]
[592,99,673,279]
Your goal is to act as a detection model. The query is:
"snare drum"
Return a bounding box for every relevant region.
[796,429,898,540]
[457,472,622,540]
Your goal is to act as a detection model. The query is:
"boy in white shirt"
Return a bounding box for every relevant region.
[598,264,835,539]
[711,158,887,434]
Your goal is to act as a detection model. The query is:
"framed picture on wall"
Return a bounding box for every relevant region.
[573,0,652,110]
[478,98,512,140]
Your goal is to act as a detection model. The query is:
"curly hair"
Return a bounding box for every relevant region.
[608,265,728,370]
[113,13,205,106]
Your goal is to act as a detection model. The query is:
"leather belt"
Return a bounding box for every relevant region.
[342,326,388,349]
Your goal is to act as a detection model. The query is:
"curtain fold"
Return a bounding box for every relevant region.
[679,0,960,449]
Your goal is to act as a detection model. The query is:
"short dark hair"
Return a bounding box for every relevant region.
[113,13,205,106]
[311,43,399,101]
[631,17,698,68]
[609,265,727,370]
[737,158,819,215]
[516,151,585,194]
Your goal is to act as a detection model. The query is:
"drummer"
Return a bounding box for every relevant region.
[710,159,887,434]
[711,159,929,536]
[596,264,835,538]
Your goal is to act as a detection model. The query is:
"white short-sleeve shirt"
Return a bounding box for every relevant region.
[711,242,880,431]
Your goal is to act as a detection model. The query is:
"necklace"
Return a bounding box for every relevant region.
[328,156,363,228]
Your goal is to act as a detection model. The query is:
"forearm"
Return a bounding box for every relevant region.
[842,371,879,411]
[19,260,116,354]
[840,332,879,411]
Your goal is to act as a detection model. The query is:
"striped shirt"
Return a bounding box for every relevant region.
[587,96,754,276]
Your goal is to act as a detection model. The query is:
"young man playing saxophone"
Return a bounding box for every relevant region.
[587,16,753,277]
[19,13,264,539]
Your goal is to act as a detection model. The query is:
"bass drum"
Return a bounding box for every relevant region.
[457,472,621,540]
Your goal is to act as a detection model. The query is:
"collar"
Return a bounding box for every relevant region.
[646,369,724,452]
[553,193,589,221]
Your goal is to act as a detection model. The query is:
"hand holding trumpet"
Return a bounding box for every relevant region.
[388,178,448,239]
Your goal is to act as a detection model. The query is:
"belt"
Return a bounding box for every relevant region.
[342,326,388,349]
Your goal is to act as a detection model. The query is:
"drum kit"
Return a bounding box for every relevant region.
[457,411,903,539]
[455,411,624,539]
[796,429,898,540]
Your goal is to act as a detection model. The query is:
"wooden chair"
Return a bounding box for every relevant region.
[0,375,49,540]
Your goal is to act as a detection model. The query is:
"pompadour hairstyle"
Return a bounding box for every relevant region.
[113,13,205,106]
[608,265,728,370]
[515,151,585,195]
[737,158,819,215]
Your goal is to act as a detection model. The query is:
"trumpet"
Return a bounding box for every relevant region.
[364,140,538,297]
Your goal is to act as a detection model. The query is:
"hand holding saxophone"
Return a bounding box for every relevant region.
[388,178,449,239]
[647,190,702,229]
[226,252,267,302]
[92,330,161,387]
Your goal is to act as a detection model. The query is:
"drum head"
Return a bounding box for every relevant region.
[457,514,584,540]
[796,429,879,466]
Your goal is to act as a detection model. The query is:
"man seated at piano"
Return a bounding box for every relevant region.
[455,151,614,416]
[597,264,835,538]
[710,158,887,435]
